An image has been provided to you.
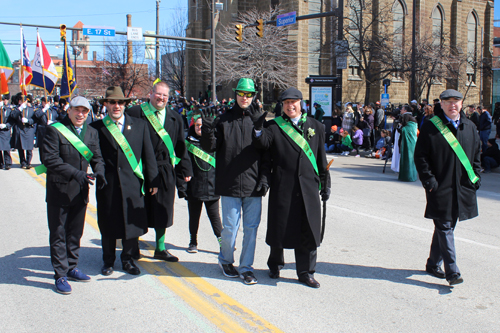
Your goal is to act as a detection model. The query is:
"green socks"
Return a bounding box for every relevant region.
[155,228,166,252]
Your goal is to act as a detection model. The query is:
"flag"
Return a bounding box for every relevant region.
[175,90,180,96]
[60,38,77,98]
[31,32,58,94]
[20,29,32,95]
[0,40,14,95]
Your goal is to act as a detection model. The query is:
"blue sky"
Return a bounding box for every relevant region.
[0,0,186,62]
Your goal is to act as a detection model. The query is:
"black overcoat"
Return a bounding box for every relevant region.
[253,116,328,248]
[91,115,159,240]
[10,106,36,150]
[35,106,65,162]
[414,111,481,221]
[126,104,193,229]
[0,106,13,151]
[42,116,105,207]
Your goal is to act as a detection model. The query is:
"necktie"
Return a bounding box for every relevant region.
[76,127,82,135]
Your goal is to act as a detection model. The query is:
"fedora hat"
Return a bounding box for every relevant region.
[99,86,131,104]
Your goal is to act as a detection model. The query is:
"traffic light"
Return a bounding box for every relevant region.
[235,24,243,42]
[256,19,264,38]
[60,24,67,42]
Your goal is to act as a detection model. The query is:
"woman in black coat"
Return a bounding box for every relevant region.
[178,116,222,253]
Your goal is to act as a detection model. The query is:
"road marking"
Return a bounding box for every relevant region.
[15,153,283,333]
[329,204,500,250]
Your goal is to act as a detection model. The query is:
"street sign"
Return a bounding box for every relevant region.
[277,11,297,27]
[127,27,143,41]
[381,93,390,107]
[83,26,116,37]
[305,76,338,84]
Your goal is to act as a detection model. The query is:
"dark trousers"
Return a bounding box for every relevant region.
[102,236,138,266]
[267,218,317,279]
[427,219,459,278]
[18,149,32,165]
[0,150,11,166]
[47,202,87,280]
[187,198,222,245]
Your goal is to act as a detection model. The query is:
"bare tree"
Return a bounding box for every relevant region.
[197,6,297,102]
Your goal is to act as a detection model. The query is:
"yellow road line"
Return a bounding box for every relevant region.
[16,154,283,333]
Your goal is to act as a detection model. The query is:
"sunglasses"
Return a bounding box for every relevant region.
[236,91,255,98]
[107,100,126,105]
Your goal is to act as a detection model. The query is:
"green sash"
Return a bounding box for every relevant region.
[273,116,319,176]
[141,103,181,166]
[35,122,93,175]
[185,140,216,168]
[103,116,145,194]
[430,116,479,184]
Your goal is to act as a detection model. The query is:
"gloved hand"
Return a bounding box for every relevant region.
[423,177,438,192]
[0,124,6,129]
[255,181,269,196]
[246,104,267,131]
[43,104,50,111]
[473,178,481,190]
[19,102,27,110]
[200,107,216,130]
[47,120,54,125]
[320,187,331,201]
[22,117,28,124]
[177,190,188,199]
[74,170,94,187]
[96,172,107,190]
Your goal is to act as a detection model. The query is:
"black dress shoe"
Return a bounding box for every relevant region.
[122,261,140,275]
[154,250,179,262]
[101,265,114,276]
[299,276,320,288]
[5,165,10,170]
[268,269,280,279]
[26,164,32,169]
[426,265,446,279]
[447,273,464,286]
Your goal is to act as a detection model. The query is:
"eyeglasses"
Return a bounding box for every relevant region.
[236,91,255,98]
[154,92,169,98]
[107,100,126,105]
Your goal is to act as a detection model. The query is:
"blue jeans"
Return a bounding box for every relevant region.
[479,130,491,152]
[219,196,262,273]
[483,156,499,172]
[324,143,335,153]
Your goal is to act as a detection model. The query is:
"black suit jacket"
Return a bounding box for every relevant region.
[42,116,105,207]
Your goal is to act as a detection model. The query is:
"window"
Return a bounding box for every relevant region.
[348,0,362,77]
[466,12,477,85]
[393,0,404,79]
[431,7,443,48]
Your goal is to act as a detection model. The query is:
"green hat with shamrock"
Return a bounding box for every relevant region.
[232,78,256,93]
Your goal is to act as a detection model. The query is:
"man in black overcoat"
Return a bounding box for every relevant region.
[34,97,66,164]
[91,87,159,276]
[10,93,36,168]
[42,96,105,294]
[251,87,331,288]
[0,94,13,169]
[126,81,192,262]
[415,89,481,286]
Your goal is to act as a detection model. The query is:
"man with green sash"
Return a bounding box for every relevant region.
[251,87,331,288]
[127,81,193,262]
[91,87,159,276]
[415,89,481,286]
[42,96,105,294]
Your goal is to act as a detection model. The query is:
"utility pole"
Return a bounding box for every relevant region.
[156,0,161,79]
[410,0,417,101]
[211,0,216,104]
[336,0,344,106]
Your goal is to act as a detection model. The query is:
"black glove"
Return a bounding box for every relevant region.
[423,177,438,192]
[473,178,481,190]
[247,105,267,131]
[74,170,94,187]
[200,107,216,130]
[255,181,269,196]
[178,190,188,199]
[96,172,107,190]
[320,187,331,201]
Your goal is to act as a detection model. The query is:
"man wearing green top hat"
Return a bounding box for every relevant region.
[201,78,270,285]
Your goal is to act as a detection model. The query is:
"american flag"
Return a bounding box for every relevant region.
[20,30,32,95]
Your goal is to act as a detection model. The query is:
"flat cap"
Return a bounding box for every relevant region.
[70,96,91,110]
[280,87,303,101]
[439,89,463,100]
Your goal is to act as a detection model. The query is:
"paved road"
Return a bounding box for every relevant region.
[1,149,499,332]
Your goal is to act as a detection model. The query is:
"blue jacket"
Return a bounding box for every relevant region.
[479,111,492,131]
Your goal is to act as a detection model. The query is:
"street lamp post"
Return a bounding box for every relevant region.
[72,45,83,81]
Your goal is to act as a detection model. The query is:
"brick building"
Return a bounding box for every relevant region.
[186,0,493,107]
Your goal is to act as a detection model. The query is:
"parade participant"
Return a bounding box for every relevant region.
[398,111,418,182]
[126,80,192,262]
[91,87,159,276]
[10,93,36,168]
[0,94,13,170]
[200,78,269,285]
[415,89,481,286]
[250,87,330,288]
[42,96,105,294]
[34,97,65,164]
[178,114,222,253]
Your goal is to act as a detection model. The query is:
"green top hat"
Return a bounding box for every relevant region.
[232,78,256,93]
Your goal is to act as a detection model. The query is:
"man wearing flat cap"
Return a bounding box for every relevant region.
[415,88,481,286]
[91,86,159,276]
[250,87,331,288]
[42,95,106,294]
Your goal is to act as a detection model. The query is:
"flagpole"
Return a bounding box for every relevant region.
[37,30,49,112]
[19,25,25,98]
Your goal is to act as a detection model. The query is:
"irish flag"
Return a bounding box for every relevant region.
[0,40,13,95]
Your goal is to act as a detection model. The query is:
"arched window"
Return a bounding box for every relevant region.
[466,12,478,85]
[393,0,404,78]
[431,6,443,47]
[348,0,362,78]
